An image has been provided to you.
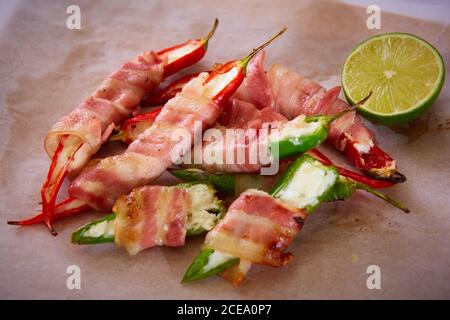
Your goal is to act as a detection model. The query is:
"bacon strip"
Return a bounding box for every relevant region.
[44,51,164,174]
[113,186,189,255]
[199,98,287,173]
[233,51,273,110]
[69,73,221,211]
[204,189,306,267]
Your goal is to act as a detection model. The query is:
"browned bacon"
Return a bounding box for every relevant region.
[114,186,188,255]
[204,189,306,267]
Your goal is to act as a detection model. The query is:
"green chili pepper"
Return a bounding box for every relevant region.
[169,168,235,194]
[71,182,226,245]
[71,213,116,245]
[269,107,360,160]
[182,248,240,283]
[270,155,339,212]
[182,154,408,283]
[269,116,329,159]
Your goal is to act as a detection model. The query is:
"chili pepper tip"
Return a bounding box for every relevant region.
[240,27,287,72]
[364,169,407,183]
[356,182,410,213]
[43,220,58,236]
[386,171,407,183]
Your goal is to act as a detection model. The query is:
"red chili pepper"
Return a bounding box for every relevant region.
[158,19,218,77]
[307,148,394,189]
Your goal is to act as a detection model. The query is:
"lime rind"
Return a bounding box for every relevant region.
[342,32,445,125]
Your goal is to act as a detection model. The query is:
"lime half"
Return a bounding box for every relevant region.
[342,33,445,125]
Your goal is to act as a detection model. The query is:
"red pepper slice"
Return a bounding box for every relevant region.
[158,19,218,77]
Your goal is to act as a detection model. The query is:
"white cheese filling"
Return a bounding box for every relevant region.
[203,250,235,272]
[204,66,239,99]
[166,42,199,63]
[83,219,115,238]
[271,115,322,145]
[276,161,338,209]
[185,184,222,232]
[354,139,374,154]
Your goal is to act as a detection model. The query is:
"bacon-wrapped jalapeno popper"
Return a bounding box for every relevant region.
[182,155,408,285]
[39,20,219,234]
[71,182,225,254]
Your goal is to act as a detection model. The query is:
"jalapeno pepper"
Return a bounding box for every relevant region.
[71,182,225,246]
[182,155,409,283]
[169,168,236,194]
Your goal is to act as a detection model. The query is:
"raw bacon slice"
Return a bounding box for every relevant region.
[44,51,164,174]
[204,189,306,267]
[233,51,273,110]
[200,98,286,173]
[219,98,287,129]
[69,73,221,211]
[113,186,188,255]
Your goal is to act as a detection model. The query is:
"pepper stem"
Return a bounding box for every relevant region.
[327,91,373,123]
[240,27,287,73]
[356,182,410,213]
[201,18,219,49]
